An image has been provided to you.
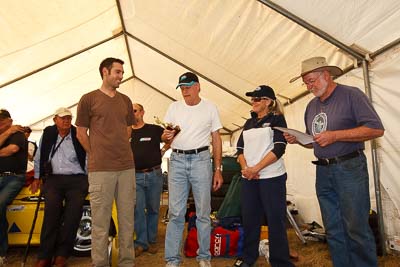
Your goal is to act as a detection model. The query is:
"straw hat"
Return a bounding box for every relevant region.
[290,56,343,83]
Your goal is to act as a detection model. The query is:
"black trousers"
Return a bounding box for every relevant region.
[240,174,294,267]
[38,174,88,259]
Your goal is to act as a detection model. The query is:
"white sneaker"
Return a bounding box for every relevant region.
[165,262,180,267]
[0,256,6,267]
[199,260,212,267]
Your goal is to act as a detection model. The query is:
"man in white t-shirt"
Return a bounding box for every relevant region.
[163,72,223,267]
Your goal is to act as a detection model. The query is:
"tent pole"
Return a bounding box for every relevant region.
[116,0,136,77]
[136,77,176,102]
[371,37,400,59]
[362,60,386,255]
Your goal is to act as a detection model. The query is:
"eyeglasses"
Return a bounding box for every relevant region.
[303,72,322,87]
[251,97,270,102]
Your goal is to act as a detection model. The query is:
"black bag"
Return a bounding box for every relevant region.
[43,135,66,177]
[43,161,53,176]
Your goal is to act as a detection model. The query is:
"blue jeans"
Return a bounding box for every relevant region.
[0,174,25,256]
[316,153,377,267]
[134,168,163,249]
[165,150,212,264]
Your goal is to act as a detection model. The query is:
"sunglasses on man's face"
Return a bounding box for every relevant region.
[251,97,270,102]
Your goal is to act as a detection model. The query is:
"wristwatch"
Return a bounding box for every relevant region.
[214,165,223,172]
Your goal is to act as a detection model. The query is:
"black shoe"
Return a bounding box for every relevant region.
[233,258,253,267]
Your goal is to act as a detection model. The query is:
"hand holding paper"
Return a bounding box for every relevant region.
[273,126,314,145]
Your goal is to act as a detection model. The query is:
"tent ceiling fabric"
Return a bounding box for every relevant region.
[273,0,400,53]
[127,38,251,132]
[0,0,121,86]
[122,0,353,104]
[0,0,399,132]
[1,36,131,126]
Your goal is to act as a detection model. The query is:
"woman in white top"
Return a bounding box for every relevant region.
[234,85,294,267]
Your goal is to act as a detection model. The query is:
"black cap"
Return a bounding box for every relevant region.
[0,109,11,120]
[176,72,199,89]
[245,85,276,100]
[24,126,32,133]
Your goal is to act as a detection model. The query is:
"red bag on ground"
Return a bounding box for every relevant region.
[184,226,243,257]
[210,226,241,257]
[184,227,199,257]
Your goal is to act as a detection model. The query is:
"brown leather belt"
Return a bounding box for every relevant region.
[312,150,363,166]
[136,165,161,173]
[172,146,209,155]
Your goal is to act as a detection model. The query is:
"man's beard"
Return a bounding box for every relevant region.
[312,79,328,98]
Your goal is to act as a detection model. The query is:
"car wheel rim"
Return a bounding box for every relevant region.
[74,208,92,252]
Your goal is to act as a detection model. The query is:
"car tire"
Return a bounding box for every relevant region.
[73,204,116,257]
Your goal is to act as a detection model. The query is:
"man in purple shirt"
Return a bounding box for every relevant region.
[285,57,384,267]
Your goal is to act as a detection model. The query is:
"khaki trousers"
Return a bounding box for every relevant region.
[89,169,136,267]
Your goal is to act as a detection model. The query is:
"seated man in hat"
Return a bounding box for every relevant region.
[31,107,88,267]
[285,57,384,267]
[0,109,27,265]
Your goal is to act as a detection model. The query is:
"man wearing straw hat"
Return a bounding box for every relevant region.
[285,57,384,267]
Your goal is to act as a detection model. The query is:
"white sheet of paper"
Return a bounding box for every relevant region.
[273,126,314,145]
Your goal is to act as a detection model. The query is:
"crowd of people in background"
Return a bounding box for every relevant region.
[0,56,384,267]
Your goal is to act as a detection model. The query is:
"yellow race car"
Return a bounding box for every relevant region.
[6,183,117,257]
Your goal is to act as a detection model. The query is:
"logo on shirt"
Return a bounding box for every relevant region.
[139,137,151,142]
[312,112,327,135]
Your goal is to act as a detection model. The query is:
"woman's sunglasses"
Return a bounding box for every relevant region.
[251,97,270,102]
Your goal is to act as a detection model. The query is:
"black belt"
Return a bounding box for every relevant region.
[136,165,161,173]
[312,150,363,166]
[0,171,24,176]
[172,146,209,155]
[53,173,86,176]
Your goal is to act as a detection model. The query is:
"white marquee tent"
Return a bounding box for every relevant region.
[1,0,400,252]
